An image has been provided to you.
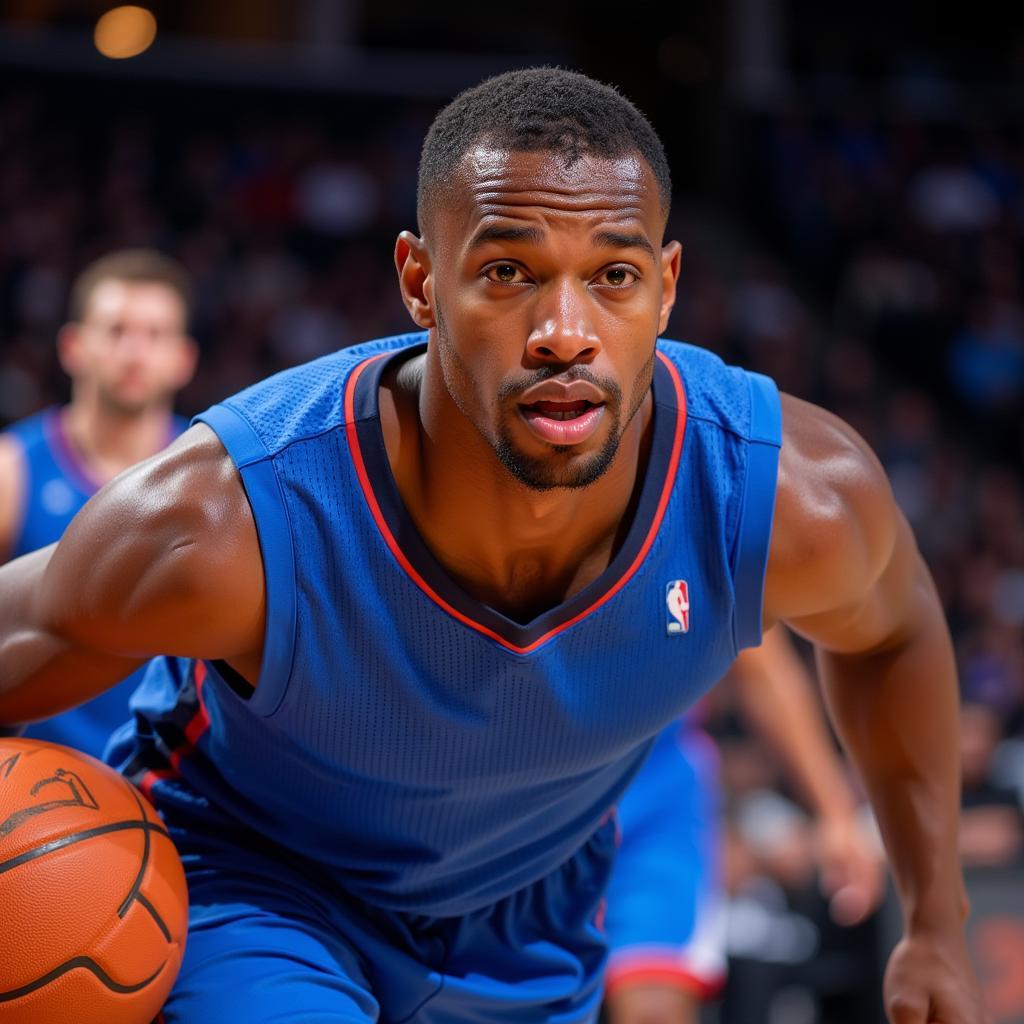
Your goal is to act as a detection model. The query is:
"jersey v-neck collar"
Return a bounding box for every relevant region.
[344,342,687,655]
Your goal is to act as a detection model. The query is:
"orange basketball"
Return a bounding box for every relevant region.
[0,739,187,1024]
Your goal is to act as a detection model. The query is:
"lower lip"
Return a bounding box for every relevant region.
[520,404,606,446]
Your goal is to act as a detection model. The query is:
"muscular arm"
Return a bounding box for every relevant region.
[764,395,982,1022]
[0,425,265,726]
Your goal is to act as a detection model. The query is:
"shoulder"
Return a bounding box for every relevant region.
[0,430,25,477]
[764,393,898,625]
[656,338,773,441]
[68,423,253,572]
[0,431,26,558]
[206,333,427,459]
[1,408,51,452]
[47,424,263,659]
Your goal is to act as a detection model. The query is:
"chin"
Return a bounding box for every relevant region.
[103,391,161,415]
[495,439,620,493]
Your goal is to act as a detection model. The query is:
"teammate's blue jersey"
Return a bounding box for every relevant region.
[4,407,187,756]
[117,332,781,917]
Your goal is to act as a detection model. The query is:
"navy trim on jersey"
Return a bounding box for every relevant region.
[732,372,782,650]
[348,343,685,653]
[192,404,297,715]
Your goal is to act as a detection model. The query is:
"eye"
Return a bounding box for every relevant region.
[484,263,527,285]
[597,266,638,288]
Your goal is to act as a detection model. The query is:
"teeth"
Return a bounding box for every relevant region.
[546,409,583,420]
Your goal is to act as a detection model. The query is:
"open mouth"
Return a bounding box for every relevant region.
[522,399,598,421]
[519,399,607,445]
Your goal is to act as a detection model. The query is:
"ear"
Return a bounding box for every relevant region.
[395,231,435,329]
[658,240,682,336]
[56,323,83,378]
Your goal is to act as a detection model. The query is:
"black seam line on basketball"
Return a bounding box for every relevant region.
[118,782,154,918]
[121,782,173,944]
[135,890,172,943]
[0,955,167,1001]
[0,819,171,876]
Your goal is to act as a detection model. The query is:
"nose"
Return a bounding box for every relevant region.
[525,276,601,365]
[114,327,157,362]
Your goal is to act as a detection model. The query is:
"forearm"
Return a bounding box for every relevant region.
[817,564,965,931]
[736,627,858,822]
[0,546,140,725]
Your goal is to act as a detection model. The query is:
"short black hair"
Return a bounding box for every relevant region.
[417,67,671,230]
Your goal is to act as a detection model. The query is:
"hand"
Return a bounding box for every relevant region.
[813,810,885,925]
[884,929,991,1023]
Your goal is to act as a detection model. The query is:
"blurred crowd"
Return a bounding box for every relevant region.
[0,81,1021,1022]
[683,104,1024,1021]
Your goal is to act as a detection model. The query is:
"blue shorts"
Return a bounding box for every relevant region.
[603,721,726,1000]
[143,777,615,1023]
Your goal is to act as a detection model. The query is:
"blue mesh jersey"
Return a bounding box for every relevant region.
[4,407,187,756]
[116,332,781,917]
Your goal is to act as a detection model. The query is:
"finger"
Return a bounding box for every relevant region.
[829,882,873,926]
[887,993,928,1024]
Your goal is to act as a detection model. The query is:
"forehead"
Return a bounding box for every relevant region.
[436,146,661,244]
[83,279,185,325]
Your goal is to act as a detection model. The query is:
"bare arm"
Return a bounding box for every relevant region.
[733,624,883,923]
[764,395,985,1024]
[0,434,25,563]
[735,625,859,823]
[0,424,265,726]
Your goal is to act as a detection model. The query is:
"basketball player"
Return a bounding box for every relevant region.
[604,625,884,1024]
[0,249,196,756]
[0,70,986,1023]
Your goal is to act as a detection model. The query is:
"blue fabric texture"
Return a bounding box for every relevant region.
[114,333,781,919]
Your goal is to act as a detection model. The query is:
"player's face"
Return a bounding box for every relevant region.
[420,147,679,491]
[64,280,196,413]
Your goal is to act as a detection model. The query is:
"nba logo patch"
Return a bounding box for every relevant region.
[666,580,690,635]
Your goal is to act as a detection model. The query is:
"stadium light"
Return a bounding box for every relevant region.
[94,5,157,60]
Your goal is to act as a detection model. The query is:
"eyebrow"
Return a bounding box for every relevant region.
[592,230,657,260]
[468,224,657,260]
[467,224,544,250]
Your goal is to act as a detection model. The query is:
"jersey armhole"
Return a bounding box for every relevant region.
[731,373,782,652]
[193,403,297,716]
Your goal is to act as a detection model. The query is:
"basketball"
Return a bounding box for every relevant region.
[0,739,187,1024]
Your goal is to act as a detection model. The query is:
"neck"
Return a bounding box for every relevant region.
[62,392,174,485]
[382,348,653,620]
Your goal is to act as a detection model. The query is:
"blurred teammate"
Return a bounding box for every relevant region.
[0,249,196,756]
[604,626,884,1024]
[0,70,986,1022]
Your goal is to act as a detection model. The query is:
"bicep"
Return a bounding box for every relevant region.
[764,396,926,656]
[37,426,265,666]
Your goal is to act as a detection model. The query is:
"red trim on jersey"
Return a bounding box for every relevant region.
[183,660,210,746]
[137,768,177,802]
[604,957,725,1000]
[344,350,688,655]
[165,661,211,771]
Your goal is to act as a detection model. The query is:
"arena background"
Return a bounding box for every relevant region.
[0,3,1021,1022]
